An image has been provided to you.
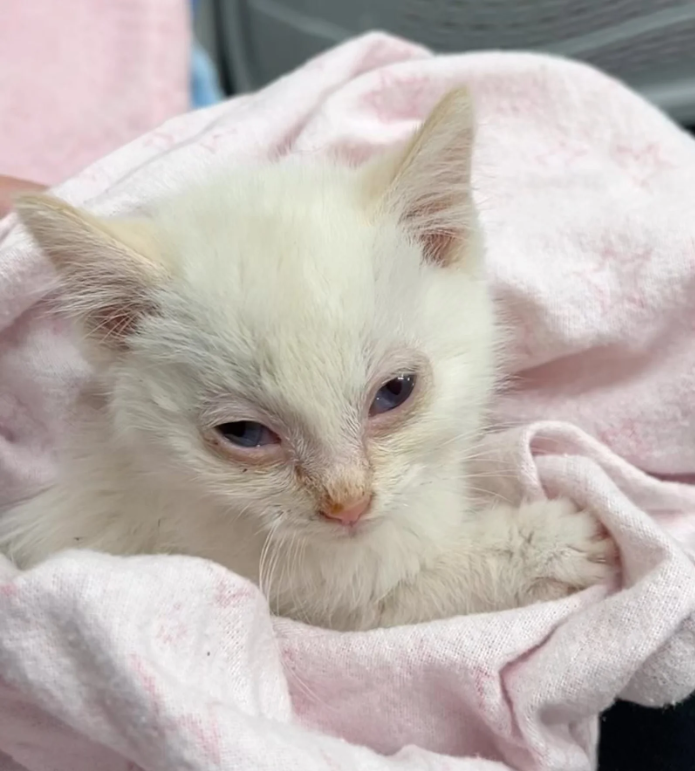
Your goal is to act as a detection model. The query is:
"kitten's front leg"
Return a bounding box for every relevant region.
[379,499,617,627]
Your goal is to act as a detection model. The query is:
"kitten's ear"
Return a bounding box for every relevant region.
[15,194,165,349]
[364,87,478,268]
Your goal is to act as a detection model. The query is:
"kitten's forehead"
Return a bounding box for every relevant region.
[161,163,423,344]
[164,162,403,292]
[152,162,428,428]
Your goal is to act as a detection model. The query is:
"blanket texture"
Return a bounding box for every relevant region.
[0,0,188,186]
[1,32,695,771]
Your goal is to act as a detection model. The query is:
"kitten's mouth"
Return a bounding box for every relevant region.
[318,513,380,540]
[319,514,367,532]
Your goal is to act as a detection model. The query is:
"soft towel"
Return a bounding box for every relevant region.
[1,32,695,771]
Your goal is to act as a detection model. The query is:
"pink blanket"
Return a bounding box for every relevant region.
[1,32,695,771]
[0,0,188,186]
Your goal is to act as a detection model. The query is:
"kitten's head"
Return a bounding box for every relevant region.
[16,89,496,555]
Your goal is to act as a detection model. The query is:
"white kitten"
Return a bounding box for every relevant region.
[0,90,615,630]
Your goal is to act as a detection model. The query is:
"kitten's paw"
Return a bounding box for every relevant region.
[511,498,618,605]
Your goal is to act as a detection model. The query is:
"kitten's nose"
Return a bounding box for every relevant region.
[320,494,372,525]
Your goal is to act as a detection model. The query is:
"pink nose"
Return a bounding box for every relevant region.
[320,495,372,525]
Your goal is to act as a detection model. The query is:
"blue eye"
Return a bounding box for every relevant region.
[369,373,417,416]
[216,421,279,448]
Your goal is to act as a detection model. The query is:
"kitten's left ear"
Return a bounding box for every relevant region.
[363,87,478,269]
[14,194,166,349]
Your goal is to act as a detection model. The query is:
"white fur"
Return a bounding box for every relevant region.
[0,90,615,630]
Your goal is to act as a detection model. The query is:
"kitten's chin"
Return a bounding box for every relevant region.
[275,512,383,546]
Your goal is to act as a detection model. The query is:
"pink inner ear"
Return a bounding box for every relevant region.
[400,190,467,267]
[58,266,160,350]
[421,230,458,266]
[88,300,148,347]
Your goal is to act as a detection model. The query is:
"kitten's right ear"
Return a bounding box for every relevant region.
[15,194,166,349]
[361,87,479,270]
